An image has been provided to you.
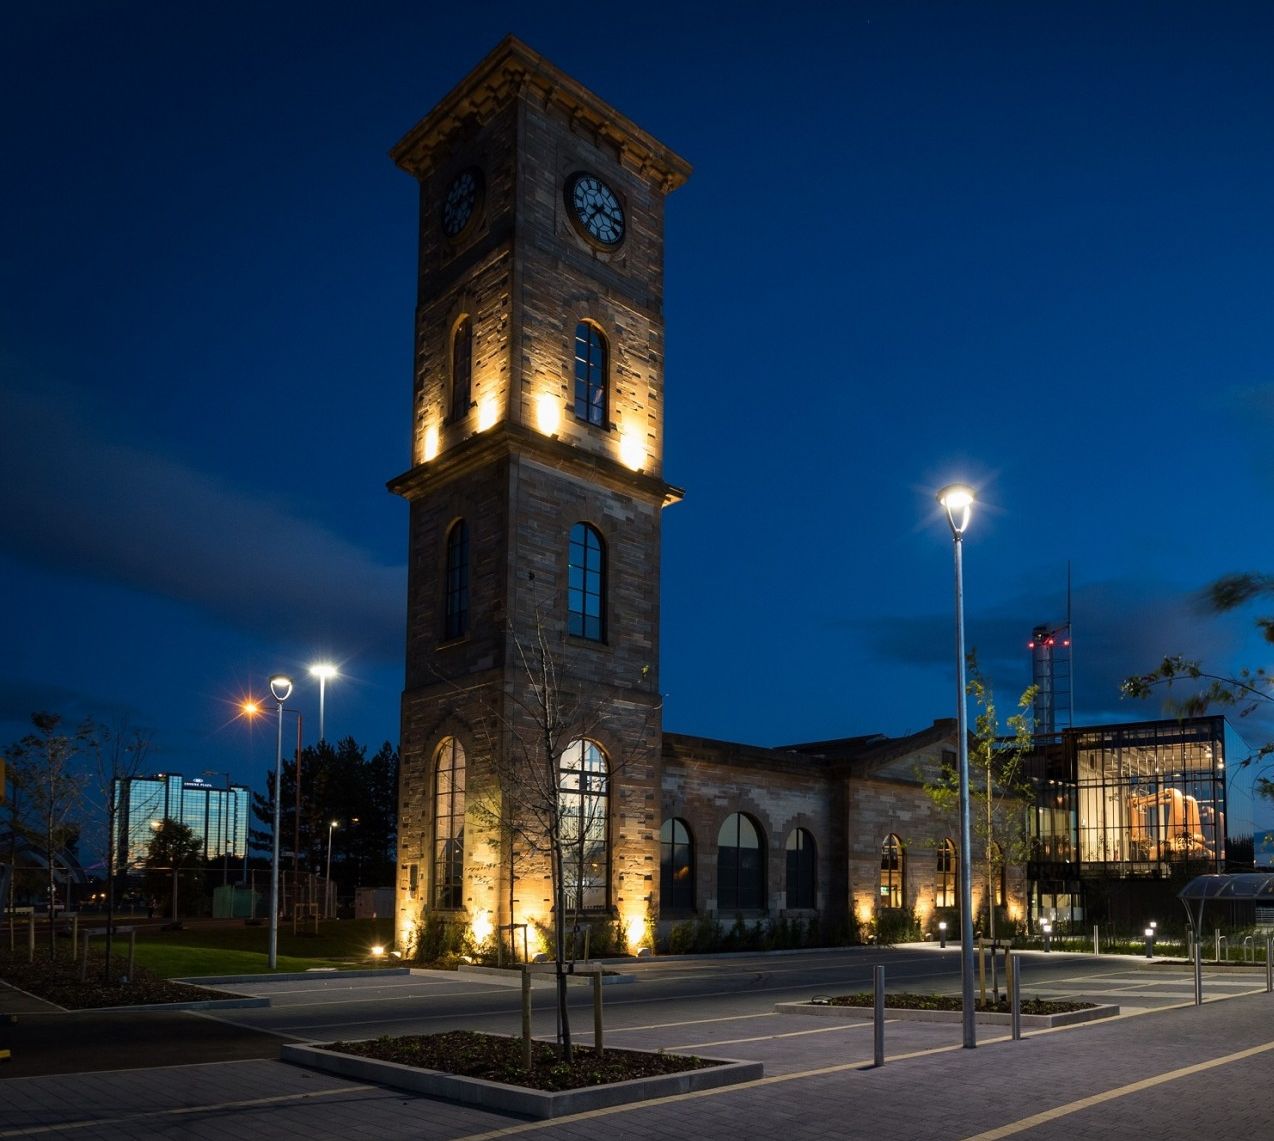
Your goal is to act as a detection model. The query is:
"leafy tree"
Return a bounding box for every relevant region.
[143,818,204,921]
[924,658,1036,945]
[5,713,92,954]
[1122,572,1274,794]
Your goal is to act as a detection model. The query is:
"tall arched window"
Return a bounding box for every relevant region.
[717,813,765,911]
[936,838,957,908]
[988,840,1006,908]
[785,828,817,910]
[443,519,469,641]
[559,740,609,911]
[880,834,904,908]
[433,738,465,909]
[450,316,473,420]
[573,321,607,427]
[660,818,694,913]
[567,522,605,641]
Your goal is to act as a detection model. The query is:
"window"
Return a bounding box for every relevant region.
[432,738,465,909]
[573,321,607,426]
[443,519,469,641]
[559,740,609,911]
[936,838,957,909]
[568,522,605,641]
[450,317,473,420]
[717,813,765,911]
[660,819,694,912]
[988,841,1005,908]
[785,828,817,910]
[880,834,904,908]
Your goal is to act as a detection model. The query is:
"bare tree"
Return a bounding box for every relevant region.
[6,713,92,956]
[85,721,153,980]
[459,603,659,1062]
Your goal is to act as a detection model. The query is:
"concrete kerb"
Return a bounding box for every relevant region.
[177,966,412,985]
[281,1042,763,1119]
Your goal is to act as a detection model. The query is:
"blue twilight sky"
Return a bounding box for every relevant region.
[4,1,1274,799]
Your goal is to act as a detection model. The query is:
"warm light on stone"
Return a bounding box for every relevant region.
[423,424,440,462]
[478,396,498,431]
[536,393,561,436]
[619,430,645,471]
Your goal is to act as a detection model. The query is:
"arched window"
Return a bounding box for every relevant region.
[936,838,957,908]
[443,519,469,641]
[880,834,904,908]
[573,321,607,427]
[660,818,694,913]
[988,840,1006,908]
[785,828,817,910]
[717,813,765,911]
[433,738,465,909]
[559,740,609,911]
[450,316,473,420]
[568,522,605,641]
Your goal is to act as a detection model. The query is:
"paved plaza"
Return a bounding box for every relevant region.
[2,954,1272,1139]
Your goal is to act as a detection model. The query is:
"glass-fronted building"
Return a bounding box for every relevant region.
[1027,716,1256,930]
[113,773,250,873]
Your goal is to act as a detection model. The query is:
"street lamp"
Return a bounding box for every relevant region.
[938,482,977,1050]
[309,662,338,743]
[268,674,293,969]
[325,820,339,919]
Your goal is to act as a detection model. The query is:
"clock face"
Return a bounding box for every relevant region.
[567,173,625,246]
[441,168,481,237]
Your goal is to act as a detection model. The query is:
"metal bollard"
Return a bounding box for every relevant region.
[1193,939,1203,1006]
[1092,924,1100,955]
[1266,935,1273,995]
[1009,952,1022,1041]
[873,964,885,1067]
[521,967,533,1072]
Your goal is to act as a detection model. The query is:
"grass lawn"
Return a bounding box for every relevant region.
[122,918,399,978]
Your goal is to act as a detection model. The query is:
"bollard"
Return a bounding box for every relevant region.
[1009,952,1022,1041]
[1215,929,1222,963]
[592,970,604,1057]
[1144,927,1155,959]
[873,964,885,1067]
[1266,935,1273,995]
[1193,939,1203,1006]
[1092,924,1100,955]
[977,939,987,1006]
[521,967,533,1072]
[27,913,35,962]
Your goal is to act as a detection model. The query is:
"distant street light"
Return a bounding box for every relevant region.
[268,674,294,969]
[938,482,977,1050]
[309,662,338,743]
[326,820,339,919]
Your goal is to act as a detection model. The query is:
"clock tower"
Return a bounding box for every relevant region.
[388,37,690,954]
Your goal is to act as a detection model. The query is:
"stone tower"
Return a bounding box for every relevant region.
[388,37,690,954]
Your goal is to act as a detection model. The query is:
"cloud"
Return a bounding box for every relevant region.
[0,376,405,659]
[859,576,1243,725]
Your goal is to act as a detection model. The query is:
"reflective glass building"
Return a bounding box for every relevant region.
[113,773,251,872]
[1027,716,1256,929]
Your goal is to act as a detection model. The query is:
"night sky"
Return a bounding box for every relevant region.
[4,2,1274,805]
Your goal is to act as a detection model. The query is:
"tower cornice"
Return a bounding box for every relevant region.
[387,420,684,508]
[390,35,692,192]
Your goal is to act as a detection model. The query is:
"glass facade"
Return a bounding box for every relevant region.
[1027,717,1256,927]
[114,774,250,871]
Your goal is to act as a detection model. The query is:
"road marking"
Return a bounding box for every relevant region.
[0,1083,378,1138]
[958,1037,1274,1140]
[667,1021,875,1049]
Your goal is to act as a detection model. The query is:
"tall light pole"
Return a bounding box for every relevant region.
[325,820,338,919]
[938,483,977,1050]
[309,662,338,743]
[269,674,293,969]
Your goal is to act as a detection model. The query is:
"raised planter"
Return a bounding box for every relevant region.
[282,1042,762,1119]
[773,1000,1119,1028]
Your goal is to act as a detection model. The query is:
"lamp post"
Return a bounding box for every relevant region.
[325,820,338,919]
[938,482,977,1050]
[268,674,293,969]
[309,662,338,743]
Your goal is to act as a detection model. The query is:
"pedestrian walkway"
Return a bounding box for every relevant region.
[2,971,1272,1139]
